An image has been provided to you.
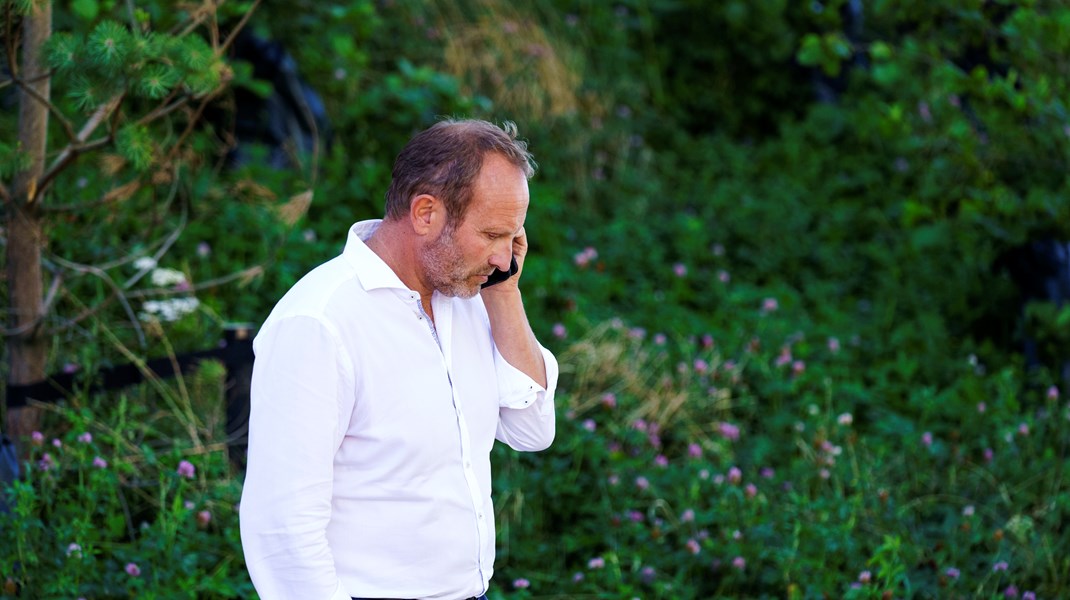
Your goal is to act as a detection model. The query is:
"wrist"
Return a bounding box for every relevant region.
[480,284,522,305]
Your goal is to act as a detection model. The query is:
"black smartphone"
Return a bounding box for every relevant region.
[482,256,519,288]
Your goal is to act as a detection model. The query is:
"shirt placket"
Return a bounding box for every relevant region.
[413,293,490,593]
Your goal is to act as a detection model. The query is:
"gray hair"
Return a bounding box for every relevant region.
[384,119,536,225]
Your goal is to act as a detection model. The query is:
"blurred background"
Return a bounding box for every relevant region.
[3,0,1070,598]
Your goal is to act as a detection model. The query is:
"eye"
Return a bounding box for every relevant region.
[486,232,502,240]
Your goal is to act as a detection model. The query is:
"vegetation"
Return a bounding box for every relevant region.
[2,0,1069,598]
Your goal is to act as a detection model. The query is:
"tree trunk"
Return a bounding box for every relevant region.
[6,1,52,446]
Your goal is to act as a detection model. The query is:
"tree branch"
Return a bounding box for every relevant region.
[0,272,63,337]
[126,265,265,299]
[123,181,185,288]
[37,94,123,193]
[165,88,223,163]
[134,95,188,127]
[43,256,146,347]
[218,0,263,56]
[42,177,143,213]
[42,257,265,342]
[33,168,181,340]
[179,2,214,38]
[125,0,139,32]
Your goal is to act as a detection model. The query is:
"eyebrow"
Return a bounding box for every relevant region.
[481,224,521,237]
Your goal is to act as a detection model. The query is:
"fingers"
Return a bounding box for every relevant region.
[512,227,529,258]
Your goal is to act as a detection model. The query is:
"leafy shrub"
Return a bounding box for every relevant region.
[1,362,250,598]
[5,0,1070,599]
[492,319,1067,599]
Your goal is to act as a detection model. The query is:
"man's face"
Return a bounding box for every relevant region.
[419,154,529,298]
[420,223,481,298]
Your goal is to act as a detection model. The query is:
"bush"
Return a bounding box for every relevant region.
[493,320,1067,599]
[5,0,1070,598]
[1,363,250,598]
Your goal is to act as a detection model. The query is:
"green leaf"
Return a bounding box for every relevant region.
[44,32,81,71]
[185,65,222,96]
[129,31,164,63]
[178,35,214,72]
[87,20,131,71]
[872,63,901,87]
[796,34,824,68]
[911,224,946,250]
[71,0,99,21]
[136,64,180,99]
[829,34,852,59]
[231,61,273,99]
[870,41,893,61]
[67,74,102,110]
[116,124,154,171]
[901,199,934,227]
[11,0,33,15]
[1056,306,1070,328]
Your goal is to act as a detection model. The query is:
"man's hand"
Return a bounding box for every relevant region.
[481,227,528,294]
[479,226,546,387]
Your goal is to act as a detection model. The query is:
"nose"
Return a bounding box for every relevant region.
[490,251,511,272]
[489,240,512,271]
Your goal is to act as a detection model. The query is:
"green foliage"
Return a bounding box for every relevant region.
[0,141,31,179]
[5,0,1070,598]
[0,367,250,598]
[115,124,152,171]
[86,20,130,70]
[136,63,180,99]
[797,32,854,76]
[491,321,1068,598]
[9,0,34,16]
[45,17,227,109]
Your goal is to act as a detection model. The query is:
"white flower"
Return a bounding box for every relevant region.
[140,296,200,322]
[133,256,158,271]
[150,268,188,287]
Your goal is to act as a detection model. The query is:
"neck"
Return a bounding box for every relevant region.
[366,220,436,313]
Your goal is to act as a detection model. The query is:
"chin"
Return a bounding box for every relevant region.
[459,281,483,298]
[437,281,481,299]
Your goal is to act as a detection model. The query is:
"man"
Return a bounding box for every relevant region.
[239,119,558,600]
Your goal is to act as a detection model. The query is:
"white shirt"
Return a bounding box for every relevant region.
[239,220,558,600]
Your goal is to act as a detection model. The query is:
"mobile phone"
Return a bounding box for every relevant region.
[482,256,519,288]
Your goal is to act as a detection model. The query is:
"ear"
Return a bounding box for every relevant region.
[409,193,444,236]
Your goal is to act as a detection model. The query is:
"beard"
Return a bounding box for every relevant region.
[420,225,487,298]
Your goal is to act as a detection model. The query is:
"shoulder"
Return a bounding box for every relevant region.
[261,256,367,331]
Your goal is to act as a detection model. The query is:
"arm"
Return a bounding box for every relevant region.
[481,228,557,451]
[480,227,546,387]
[239,316,354,600]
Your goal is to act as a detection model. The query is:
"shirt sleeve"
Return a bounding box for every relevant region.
[240,315,355,600]
[494,344,558,451]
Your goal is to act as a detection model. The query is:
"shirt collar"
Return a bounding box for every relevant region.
[343,219,415,294]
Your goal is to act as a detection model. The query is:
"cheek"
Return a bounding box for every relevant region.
[465,239,495,262]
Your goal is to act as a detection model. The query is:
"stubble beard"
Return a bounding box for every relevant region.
[420,225,484,299]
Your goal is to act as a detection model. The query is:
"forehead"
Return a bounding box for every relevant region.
[464,154,529,228]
